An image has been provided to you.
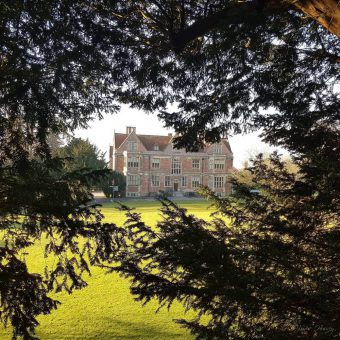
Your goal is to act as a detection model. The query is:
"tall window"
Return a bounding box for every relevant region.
[181,176,187,187]
[214,176,224,188]
[192,176,200,188]
[214,158,225,170]
[127,141,137,152]
[151,175,160,186]
[172,158,181,174]
[209,158,214,170]
[128,175,140,186]
[151,158,160,168]
[213,143,222,154]
[192,159,200,169]
[164,176,171,187]
[127,156,139,168]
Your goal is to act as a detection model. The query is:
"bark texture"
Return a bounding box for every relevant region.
[169,0,339,53]
[292,0,340,37]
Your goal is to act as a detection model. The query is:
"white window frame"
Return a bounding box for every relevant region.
[213,143,222,154]
[172,158,181,174]
[127,156,139,168]
[128,175,140,186]
[164,176,171,187]
[214,176,224,188]
[209,158,214,170]
[151,158,160,169]
[127,192,140,197]
[151,175,160,187]
[127,141,137,152]
[214,158,225,170]
[192,176,200,188]
[192,159,200,169]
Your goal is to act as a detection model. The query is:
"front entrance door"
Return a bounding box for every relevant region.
[173,182,179,192]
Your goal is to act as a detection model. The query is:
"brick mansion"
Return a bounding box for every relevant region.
[109,127,233,197]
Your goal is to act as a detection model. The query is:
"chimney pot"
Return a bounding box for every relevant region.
[126,126,136,134]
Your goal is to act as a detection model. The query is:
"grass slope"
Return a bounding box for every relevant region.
[0,200,213,339]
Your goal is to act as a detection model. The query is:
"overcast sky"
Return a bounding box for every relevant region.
[75,105,286,169]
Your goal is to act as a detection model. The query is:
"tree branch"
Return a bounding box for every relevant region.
[169,1,290,53]
[168,0,340,54]
[291,0,340,37]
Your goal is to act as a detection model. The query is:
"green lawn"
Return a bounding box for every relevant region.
[0,199,214,339]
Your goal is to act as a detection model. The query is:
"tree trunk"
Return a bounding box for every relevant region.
[291,0,340,37]
[169,1,287,53]
[169,0,340,54]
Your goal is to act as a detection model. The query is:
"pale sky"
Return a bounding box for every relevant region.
[75,105,287,169]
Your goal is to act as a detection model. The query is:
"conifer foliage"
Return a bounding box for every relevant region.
[0,2,123,337]
[112,166,339,338]
[0,1,339,339]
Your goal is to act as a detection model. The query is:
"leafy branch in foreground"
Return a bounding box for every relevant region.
[111,154,339,339]
[0,1,338,338]
[0,248,58,340]
[0,156,128,339]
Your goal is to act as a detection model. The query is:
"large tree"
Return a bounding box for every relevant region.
[56,137,106,172]
[0,0,339,339]
[101,171,126,198]
[1,1,338,150]
[113,168,340,338]
[110,1,339,151]
[0,2,122,338]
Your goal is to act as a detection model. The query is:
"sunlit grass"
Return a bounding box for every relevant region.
[0,199,215,339]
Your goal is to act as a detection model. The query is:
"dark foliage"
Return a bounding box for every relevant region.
[0,154,126,338]
[112,173,339,338]
[1,0,338,152]
[104,1,339,152]
[0,2,125,336]
[2,1,337,152]
[0,1,339,339]
[0,248,58,340]
[101,171,126,198]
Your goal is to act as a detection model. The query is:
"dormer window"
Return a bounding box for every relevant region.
[128,141,137,152]
[213,143,222,154]
[154,144,159,151]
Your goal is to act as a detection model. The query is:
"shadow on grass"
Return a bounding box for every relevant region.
[37,317,190,340]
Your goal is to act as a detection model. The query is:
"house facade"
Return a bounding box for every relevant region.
[109,127,233,197]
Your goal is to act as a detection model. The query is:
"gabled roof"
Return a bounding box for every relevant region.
[114,132,172,151]
[138,135,172,151]
[114,133,128,149]
[206,139,232,154]
[113,130,233,154]
[222,139,232,153]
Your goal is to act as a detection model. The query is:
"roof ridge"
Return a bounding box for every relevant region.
[136,133,171,138]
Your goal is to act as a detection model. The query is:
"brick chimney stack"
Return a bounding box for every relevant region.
[126,126,136,134]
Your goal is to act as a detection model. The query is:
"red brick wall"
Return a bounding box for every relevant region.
[114,154,125,172]
[112,132,233,196]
